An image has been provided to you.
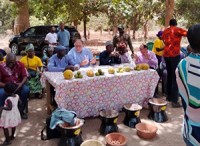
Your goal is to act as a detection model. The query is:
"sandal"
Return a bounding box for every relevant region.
[37,93,43,99]
[10,136,15,140]
[2,140,11,146]
[172,102,182,108]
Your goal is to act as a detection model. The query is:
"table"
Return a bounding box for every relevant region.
[41,66,159,118]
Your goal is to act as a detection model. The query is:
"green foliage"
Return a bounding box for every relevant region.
[0,0,16,30]
[87,13,109,30]
[29,0,107,25]
[1,0,166,34]
[177,0,200,27]
[29,16,45,26]
[107,0,165,29]
[29,0,69,24]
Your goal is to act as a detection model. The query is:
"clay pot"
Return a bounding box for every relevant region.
[58,118,84,138]
[105,132,127,146]
[59,118,84,129]
[81,139,105,146]
[135,123,158,139]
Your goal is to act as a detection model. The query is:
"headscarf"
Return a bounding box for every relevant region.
[25,43,34,52]
[156,31,163,37]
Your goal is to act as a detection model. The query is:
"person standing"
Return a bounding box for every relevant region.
[57,22,70,53]
[113,25,134,63]
[0,83,21,145]
[152,31,164,70]
[176,24,200,146]
[45,26,58,46]
[162,19,187,107]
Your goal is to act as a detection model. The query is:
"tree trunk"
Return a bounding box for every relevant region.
[132,30,136,40]
[73,20,78,29]
[143,21,148,43]
[112,26,118,36]
[127,26,131,36]
[132,15,138,40]
[10,0,30,35]
[83,12,87,40]
[165,0,175,27]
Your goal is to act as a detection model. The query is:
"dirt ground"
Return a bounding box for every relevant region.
[0,97,185,146]
[0,32,186,146]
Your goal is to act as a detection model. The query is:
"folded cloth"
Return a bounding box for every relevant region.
[50,108,77,129]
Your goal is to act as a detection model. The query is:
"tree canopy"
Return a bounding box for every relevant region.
[0,0,196,37]
[176,0,200,27]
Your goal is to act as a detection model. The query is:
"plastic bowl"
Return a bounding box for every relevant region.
[59,118,84,129]
[149,98,167,106]
[81,139,105,146]
[105,132,127,146]
[135,123,158,139]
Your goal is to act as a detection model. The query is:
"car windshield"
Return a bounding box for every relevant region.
[24,28,36,36]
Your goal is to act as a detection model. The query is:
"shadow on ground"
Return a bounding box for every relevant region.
[0,96,185,146]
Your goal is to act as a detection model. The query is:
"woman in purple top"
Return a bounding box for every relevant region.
[134,44,158,69]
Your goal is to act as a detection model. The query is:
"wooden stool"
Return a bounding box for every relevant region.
[148,98,168,123]
[58,118,84,146]
[99,110,119,135]
[123,103,142,128]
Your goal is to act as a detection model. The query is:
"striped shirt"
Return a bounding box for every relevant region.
[176,53,200,146]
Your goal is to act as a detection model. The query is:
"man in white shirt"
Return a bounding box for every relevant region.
[45,26,58,46]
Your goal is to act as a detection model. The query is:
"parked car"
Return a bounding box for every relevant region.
[9,25,78,56]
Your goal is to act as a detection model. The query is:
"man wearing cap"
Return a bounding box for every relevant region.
[48,45,77,72]
[162,19,187,107]
[99,41,121,65]
[68,39,96,68]
[0,53,29,119]
[113,25,134,57]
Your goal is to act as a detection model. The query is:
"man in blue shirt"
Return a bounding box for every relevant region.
[47,46,77,72]
[68,39,96,68]
[57,22,70,53]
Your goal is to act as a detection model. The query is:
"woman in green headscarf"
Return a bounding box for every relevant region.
[20,43,43,98]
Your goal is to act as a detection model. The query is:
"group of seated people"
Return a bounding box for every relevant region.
[0,36,165,120]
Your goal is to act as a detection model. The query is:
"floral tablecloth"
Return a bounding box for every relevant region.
[41,67,159,118]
